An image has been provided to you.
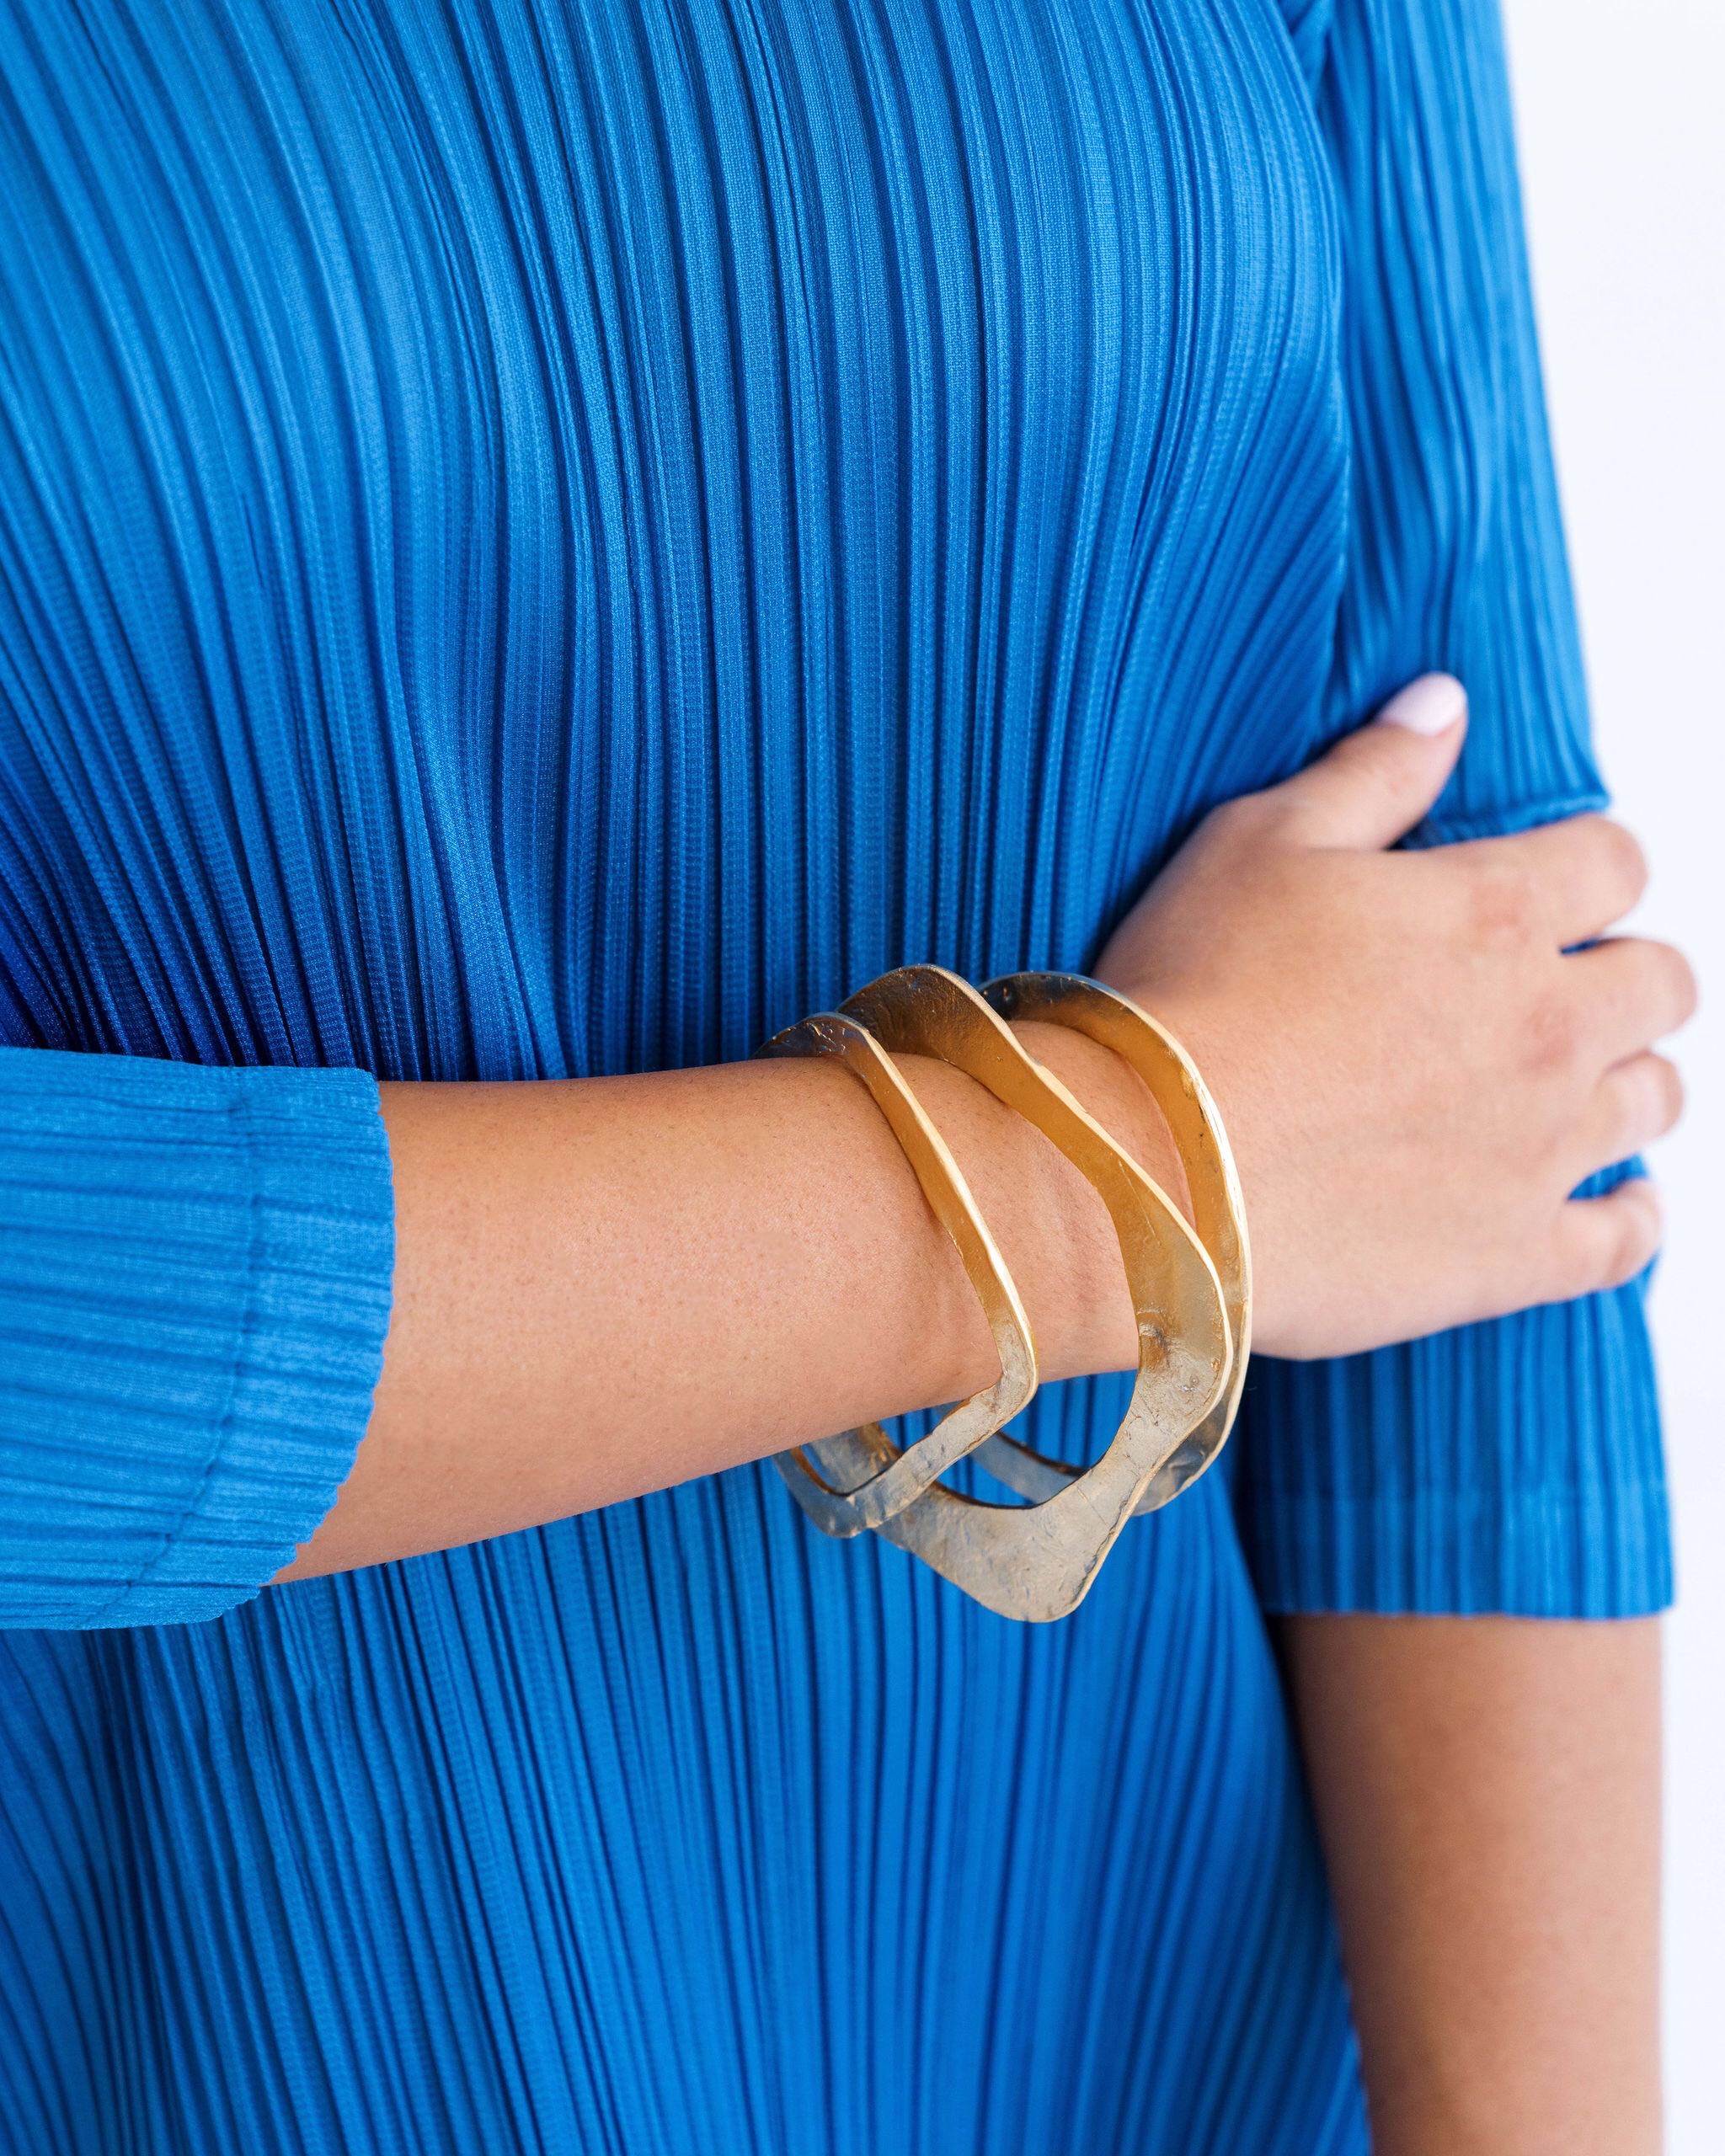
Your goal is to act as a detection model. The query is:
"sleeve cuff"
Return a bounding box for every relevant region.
[1232,1271,1673,1620]
[0,1050,394,1629]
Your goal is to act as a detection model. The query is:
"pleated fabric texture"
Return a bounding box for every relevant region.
[0,1049,391,1628]
[0,0,1668,2150]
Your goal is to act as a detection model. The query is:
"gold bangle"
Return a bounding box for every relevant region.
[979,973,1252,1515]
[756,1009,1039,1535]
[830,966,1231,1622]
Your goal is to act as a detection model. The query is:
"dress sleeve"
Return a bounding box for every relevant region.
[0,1047,393,1630]
[1231,0,1671,1617]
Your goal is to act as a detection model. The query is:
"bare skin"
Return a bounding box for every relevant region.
[1097,673,1690,1354]
[1282,1614,1663,2156]
[282,1012,1192,1573]
[277,673,1693,2150]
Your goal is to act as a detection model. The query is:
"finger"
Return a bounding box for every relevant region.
[1544,1179,1664,1302]
[1264,673,1468,851]
[1460,814,1648,942]
[1567,937,1700,1063]
[1579,1054,1686,1173]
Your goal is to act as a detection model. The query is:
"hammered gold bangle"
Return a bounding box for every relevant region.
[979,972,1252,1517]
[770,965,1232,1622]
[756,1007,1039,1535]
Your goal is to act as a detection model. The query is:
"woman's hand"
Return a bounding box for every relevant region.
[1096,674,1697,1359]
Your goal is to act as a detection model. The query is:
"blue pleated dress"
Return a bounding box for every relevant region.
[0,1,1669,2149]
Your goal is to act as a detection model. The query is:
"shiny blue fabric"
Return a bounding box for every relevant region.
[0,0,1669,2149]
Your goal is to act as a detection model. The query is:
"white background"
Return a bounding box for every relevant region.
[1500,2,1723,2143]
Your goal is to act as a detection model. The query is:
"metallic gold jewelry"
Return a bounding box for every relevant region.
[817,966,1231,1622]
[756,1009,1039,1534]
[978,973,1252,1516]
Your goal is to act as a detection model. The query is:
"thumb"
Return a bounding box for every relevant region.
[1265,674,1468,850]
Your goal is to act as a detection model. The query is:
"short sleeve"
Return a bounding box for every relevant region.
[0,1047,393,1629]
[1231,0,1671,1617]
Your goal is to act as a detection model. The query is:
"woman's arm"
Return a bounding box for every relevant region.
[284,693,1687,1580]
[1281,1614,1662,2155]
[0,680,1687,1619]
[280,1010,1188,1577]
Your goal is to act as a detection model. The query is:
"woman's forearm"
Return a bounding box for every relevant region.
[279,1020,1185,1579]
[1280,1614,1662,2156]
[282,695,1696,1582]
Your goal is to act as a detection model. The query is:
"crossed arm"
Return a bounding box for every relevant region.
[275,696,1678,2150]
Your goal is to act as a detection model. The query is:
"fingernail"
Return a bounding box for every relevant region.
[1377,674,1467,735]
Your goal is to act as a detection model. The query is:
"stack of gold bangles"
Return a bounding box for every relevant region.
[756,965,1251,1623]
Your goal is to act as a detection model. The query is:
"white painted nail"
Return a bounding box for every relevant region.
[1377,673,1467,735]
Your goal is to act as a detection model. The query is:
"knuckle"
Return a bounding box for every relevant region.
[1560,1193,1658,1301]
[1594,818,1651,907]
[1587,810,1647,905]
[1466,855,1540,942]
[1608,1058,1679,1157]
[1520,988,1585,1079]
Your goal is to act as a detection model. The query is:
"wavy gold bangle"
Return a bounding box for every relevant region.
[825,966,1231,1622]
[979,972,1252,1516]
[756,1008,1039,1535]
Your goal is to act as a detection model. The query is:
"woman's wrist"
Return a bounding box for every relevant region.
[1014,1017,1193,1378]
[286,1004,1187,1578]
[893,1018,1188,1403]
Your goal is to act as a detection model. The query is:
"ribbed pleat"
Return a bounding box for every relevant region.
[1229,0,1670,1618]
[0,0,1668,2148]
[1239,1273,1670,1615]
[0,1049,392,1627]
